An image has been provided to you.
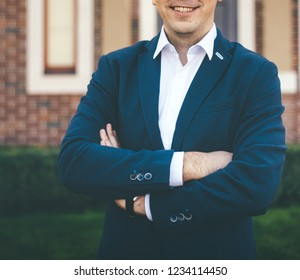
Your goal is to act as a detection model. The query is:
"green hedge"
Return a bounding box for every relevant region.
[275,145,300,207]
[0,146,103,215]
[0,145,299,215]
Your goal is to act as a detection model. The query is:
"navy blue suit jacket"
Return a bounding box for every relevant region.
[58,30,286,259]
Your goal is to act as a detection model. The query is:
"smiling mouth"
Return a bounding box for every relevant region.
[172,6,197,13]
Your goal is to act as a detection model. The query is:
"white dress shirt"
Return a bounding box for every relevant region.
[145,24,217,221]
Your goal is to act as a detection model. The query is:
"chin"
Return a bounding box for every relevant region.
[172,24,198,35]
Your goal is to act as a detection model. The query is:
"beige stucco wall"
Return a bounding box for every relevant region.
[102,0,132,54]
[263,0,293,71]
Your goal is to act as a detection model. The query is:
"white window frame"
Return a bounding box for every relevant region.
[27,0,94,95]
[138,0,157,40]
[237,0,256,51]
[279,71,298,94]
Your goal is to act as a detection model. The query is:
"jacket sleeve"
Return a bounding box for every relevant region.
[150,60,286,234]
[58,55,174,199]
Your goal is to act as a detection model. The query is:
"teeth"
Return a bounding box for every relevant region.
[174,6,194,13]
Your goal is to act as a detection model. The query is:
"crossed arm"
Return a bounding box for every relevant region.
[100,123,232,216]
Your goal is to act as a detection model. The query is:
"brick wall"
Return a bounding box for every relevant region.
[282,0,300,143]
[132,0,139,44]
[0,0,83,146]
[1,0,299,146]
[94,0,102,65]
[0,0,140,147]
[287,0,300,143]
[255,0,300,143]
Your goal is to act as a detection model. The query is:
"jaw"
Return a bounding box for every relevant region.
[157,1,216,45]
[164,5,209,35]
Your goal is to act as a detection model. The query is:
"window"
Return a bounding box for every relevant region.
[262,0,293,71]
[261,0,297,93]
[215,0,237,42]
[102,0,133,54]
[27,0,94,94]
[45,0,77,74]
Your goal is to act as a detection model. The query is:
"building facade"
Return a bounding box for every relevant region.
[0,0,299,146]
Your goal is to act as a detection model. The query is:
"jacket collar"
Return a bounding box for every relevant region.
[138,29,234,150]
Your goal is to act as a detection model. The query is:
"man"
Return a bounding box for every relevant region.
[58,0,286,259]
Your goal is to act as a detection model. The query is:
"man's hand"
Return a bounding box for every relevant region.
[114,196,146,216]
[100,124,146,215]
[100,123,232,214]
[183,151,232,182]
[100,123,121,148]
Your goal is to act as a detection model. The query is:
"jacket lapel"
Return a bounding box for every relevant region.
[138,36,164,150]
[171,31,233,150]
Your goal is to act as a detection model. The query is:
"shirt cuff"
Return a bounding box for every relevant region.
[145,194,153,221]
[145,152,183,222]
[169,151,184,187]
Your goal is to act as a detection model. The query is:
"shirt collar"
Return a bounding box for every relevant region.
[153,23,217,61]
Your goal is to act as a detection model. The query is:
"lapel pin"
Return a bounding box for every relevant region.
[215,52,224,60]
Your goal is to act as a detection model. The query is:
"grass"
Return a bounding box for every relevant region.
[0,207,299,260]
[254,206,300,259]
[0,211,105,260]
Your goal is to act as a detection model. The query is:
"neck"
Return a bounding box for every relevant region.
[164,23,213,66]
[166,34,197,66]
[176,45,189,66]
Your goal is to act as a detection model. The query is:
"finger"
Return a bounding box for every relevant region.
[100,140,112,147]
[113,130,118,138]
[106,123,114,137]
[101,139,113,147]
[106,123,120,148]
[100,129,113,147]
[113,131,121,148]
[100,129,109,141]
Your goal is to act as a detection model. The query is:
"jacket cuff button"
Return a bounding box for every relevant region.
[137,173,144,181]
[130,174,137,181]
[144,173,152,180]
[170,215,177,223]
